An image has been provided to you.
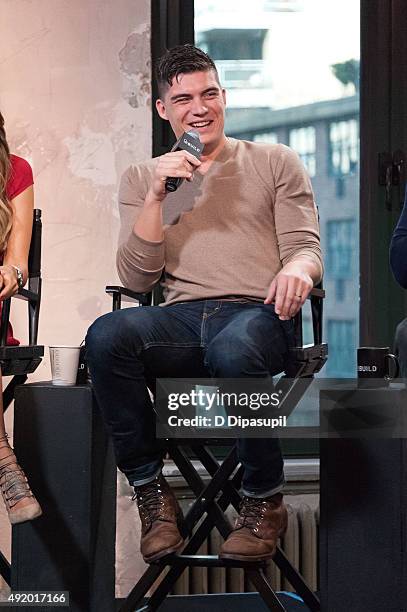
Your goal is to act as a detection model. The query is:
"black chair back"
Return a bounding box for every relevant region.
[0,209,44,378]
[28,209,42,279]
[0,209,44,586]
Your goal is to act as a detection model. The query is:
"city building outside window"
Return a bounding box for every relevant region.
[194,0,360,417]
[253,131,278,144]
[329,119,358,176]
[289,126,316,177]
[326,320,356,376]
[326,219,356,279]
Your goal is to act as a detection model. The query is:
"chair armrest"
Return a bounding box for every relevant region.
[0,286,41,346]
[105,286,152,309]
[309,287,325,298]
[14,288,39,302]
[284,342,328,378]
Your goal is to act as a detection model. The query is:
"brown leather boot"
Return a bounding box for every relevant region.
[133,474,185,563]
[219,493,288,562]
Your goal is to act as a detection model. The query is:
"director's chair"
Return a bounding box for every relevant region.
[0,209,44,585]
[106,283,327,612]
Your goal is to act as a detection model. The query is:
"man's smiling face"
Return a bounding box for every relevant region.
[156,70,227,156]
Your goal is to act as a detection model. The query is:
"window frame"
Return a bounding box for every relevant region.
[151,0,194,159]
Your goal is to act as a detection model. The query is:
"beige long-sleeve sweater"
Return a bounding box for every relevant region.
[117,138,323,305]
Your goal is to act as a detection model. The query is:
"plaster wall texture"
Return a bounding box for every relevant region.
[0,0,151,597]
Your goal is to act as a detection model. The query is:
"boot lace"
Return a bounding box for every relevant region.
[132,478,166,526]
[0,435,32,509]
[236,497,269,532]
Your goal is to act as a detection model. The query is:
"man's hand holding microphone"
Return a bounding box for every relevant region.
[150,131,204,201]
[135,131,203,241]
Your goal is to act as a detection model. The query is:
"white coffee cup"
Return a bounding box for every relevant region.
[49,346,81,386]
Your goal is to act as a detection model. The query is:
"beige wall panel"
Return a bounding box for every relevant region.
[0,0,151,597]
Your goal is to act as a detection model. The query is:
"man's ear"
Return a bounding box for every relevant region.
[156,98,168,120]
[222,88,226,105]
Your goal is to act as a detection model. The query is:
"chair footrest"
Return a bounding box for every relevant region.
[153,554,269,569]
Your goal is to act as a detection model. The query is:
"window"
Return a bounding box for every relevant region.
[329,119,358,176]
[197,28,267,60]
[197,28,267,89]
[334,278,346,302]
[326,219,356,279]
[326,320,356,377]
[192,0,360,451]
[253,131,278,144]
[289,126,316,177]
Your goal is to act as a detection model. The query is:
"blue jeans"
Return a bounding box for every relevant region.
[86,300,294,498]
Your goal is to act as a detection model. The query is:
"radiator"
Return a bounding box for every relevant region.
[171,496,319,596]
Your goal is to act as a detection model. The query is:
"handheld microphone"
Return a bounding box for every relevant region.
[165,131,204,193]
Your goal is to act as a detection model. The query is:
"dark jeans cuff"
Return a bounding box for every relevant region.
[241,474,285,498]
[126,459,164,487]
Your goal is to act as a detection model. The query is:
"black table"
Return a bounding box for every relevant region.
[320,385,407,612]
[11,383,116,612]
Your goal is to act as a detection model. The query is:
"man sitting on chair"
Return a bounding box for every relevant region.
[86,44,323,563]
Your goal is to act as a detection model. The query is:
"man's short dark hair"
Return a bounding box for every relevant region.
[155,44,219,98]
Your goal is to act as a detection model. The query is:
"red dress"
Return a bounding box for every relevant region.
[3,155,34,345]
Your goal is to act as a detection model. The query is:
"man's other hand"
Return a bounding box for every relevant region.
[264,262,314,321]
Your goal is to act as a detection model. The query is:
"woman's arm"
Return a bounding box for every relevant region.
[0,185,34,299]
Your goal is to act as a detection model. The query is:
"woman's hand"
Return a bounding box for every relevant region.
[0,265,19,300]
[1,184,33,301]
